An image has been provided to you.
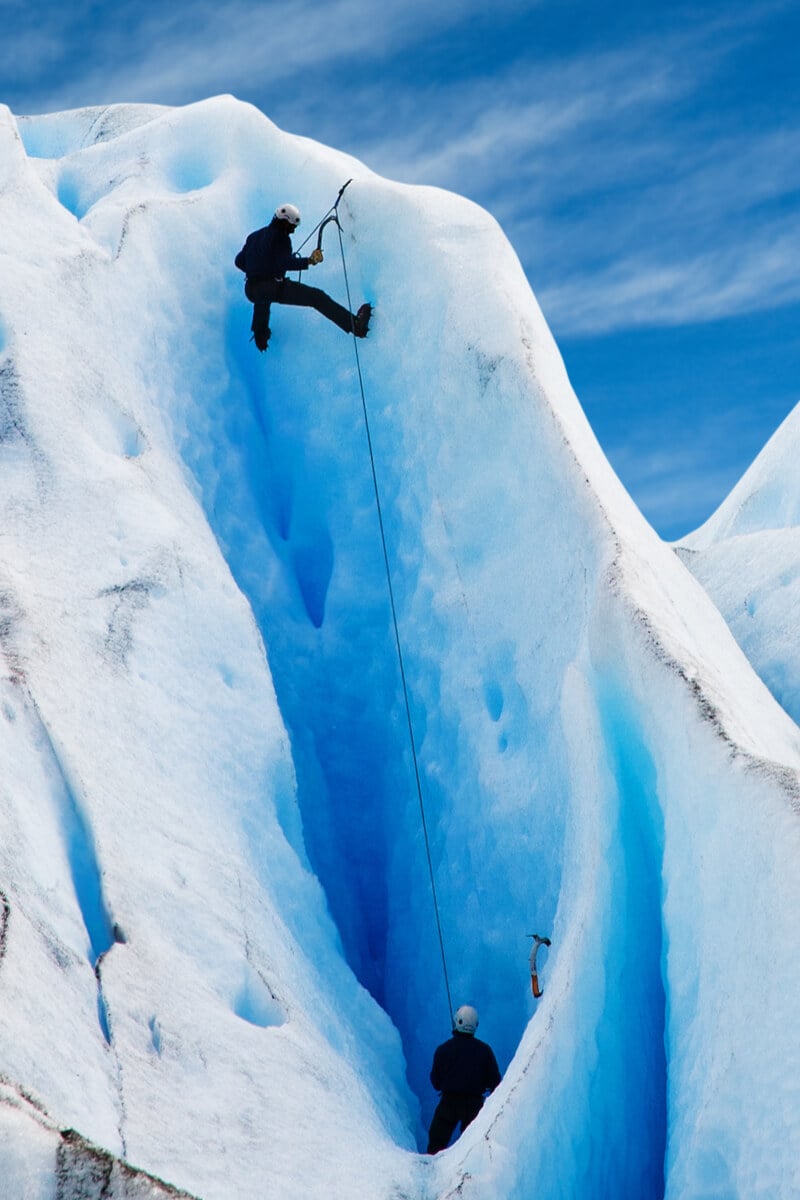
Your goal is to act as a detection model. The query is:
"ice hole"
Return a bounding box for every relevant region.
[119,419,146,459]
[149,1016,163,1055]
[166,151,216,195]
[292,536,334,628]
[57,171,89,220]
[232,967,286,1029]
[483,680,504,721]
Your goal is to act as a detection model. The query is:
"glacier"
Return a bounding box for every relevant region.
[677,401,800,728]
[1,95,800,1199]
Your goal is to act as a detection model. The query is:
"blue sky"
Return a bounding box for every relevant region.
[5,0,799,538]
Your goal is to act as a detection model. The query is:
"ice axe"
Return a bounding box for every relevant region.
[293,180,354,273]
[528,933,551,998]
[313,179,353,256]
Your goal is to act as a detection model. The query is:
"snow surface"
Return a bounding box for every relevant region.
[1,95,800,1199]
[678,400,800,726]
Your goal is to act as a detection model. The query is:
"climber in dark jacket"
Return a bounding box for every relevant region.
[426,1005,502,1154]
[235,203,371,351]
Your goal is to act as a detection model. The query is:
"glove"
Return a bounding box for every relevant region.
[309,248,323,265]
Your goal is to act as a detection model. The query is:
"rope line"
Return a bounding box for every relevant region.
[335,216,455,1025]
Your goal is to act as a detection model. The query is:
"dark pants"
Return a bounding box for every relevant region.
[244,277,355,338]
[427,1092,485,1154]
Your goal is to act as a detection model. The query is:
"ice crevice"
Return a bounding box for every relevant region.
[171,241,633,1156]
[32,702,118,970]
[28,694,128,1152]
[177,315,445,1120]
[0,674,135,1161]
[590,668,668,1198]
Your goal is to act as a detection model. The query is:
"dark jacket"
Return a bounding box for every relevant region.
[234,218,311,281]
[430,1032,501,1096]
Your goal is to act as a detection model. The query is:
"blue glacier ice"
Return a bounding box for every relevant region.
[0,96,799,1199]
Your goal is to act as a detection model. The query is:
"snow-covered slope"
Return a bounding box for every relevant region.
[677,401,800,725]
[1,96,800,1200]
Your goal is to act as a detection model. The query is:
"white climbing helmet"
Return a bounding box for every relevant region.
[275,203,301,227]
[453,1005,479,1035]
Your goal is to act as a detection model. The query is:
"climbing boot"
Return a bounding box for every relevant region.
[251,300,271,352]
[253,326,271,352]
[353,303,372,338]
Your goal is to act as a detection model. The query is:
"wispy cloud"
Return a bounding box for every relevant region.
[345,41,702,192]
[327,9,800,338]
[10,0,537,111]
[538,216,800,335]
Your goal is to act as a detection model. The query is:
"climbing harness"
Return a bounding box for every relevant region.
[528,933,551,998]
[316,181,455,1024]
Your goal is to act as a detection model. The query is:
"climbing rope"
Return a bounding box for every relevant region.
[329,193,455,1026]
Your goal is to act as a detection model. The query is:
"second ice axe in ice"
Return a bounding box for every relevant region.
[528,933,551,998]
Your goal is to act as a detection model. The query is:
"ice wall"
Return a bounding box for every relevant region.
[1,96,800,1199]
[0,99,418,1200]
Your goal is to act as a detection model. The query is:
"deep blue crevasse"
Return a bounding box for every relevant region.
[589,670,668,1199]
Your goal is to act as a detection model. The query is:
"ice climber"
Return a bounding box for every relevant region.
[426,1005,501,1154]
[235,203,372,351]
